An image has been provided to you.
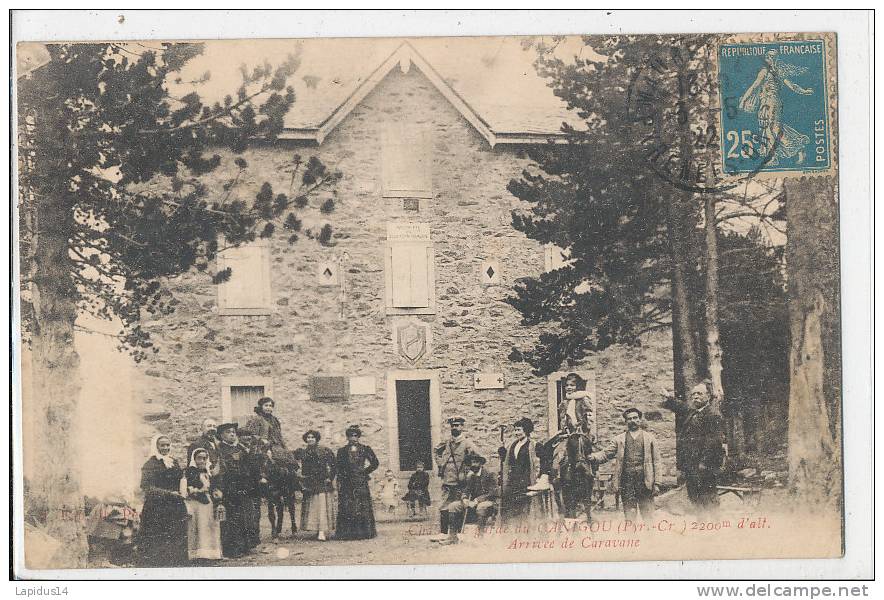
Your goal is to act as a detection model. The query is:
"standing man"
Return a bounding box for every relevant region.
[439,455,499,545]
[432,417,476,540]
[216,422,251,558]
[187,418,220,475]
[237,426,266,551]
[590,407,662,522]
[498,417,540,523]
[663,383,727,514]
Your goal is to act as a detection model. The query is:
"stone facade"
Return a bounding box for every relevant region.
[135,64,679,481]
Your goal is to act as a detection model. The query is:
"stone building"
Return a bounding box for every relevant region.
[136,39,679,483]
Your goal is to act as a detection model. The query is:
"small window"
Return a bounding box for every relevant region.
[385,243,435,315]
[217,242,273,315]
[221,377,273,423]
[381,126,433,199]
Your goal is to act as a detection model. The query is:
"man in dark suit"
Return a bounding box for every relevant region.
[664,383,727,514]
[439,455,499,545]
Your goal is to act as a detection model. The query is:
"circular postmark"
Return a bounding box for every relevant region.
[625,37,778,194]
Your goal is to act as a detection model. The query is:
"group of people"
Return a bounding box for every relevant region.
[136,377,727,564]
[136,396,383,567]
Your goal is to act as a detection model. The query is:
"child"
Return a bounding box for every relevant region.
[402,461,431,518]
[378,469,400,514]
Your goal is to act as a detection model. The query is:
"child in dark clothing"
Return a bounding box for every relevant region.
[402,461,431,518]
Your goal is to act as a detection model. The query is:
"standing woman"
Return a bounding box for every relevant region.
[137,434,188,567]
[181,448,223,562]
[293,430,336,541]
[335,425,380,540]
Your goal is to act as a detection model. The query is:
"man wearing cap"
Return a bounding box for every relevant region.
[433,417,477,540]
[590,408,662,522]
[439,455,499,545]
[216,422,251,558]
[662,383,727,514]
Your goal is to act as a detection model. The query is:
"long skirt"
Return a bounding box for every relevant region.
[220,496,250,558]
[185,499,222,560]
[335,482,376,540]
[301,491,336,532]
[137,494,189,567]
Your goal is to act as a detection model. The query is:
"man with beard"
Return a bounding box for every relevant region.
[187,418,220,475]
[439,455,498,545]
[663,383,727,514]
[590,407,662,522]
[432,417,476,541]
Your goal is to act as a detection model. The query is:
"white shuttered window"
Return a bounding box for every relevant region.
[385,243,435,314]
[217,242,273,315]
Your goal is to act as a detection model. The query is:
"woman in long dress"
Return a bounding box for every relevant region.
[136,434,189,567]
[293,429,336,541]
[181,448,223,561]
[335,425,379,540]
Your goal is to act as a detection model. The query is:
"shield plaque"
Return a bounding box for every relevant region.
[396,322,428,363]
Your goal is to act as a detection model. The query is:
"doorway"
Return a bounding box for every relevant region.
[386,370,441,474]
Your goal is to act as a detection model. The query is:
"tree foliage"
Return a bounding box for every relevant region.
[18,43,341,360]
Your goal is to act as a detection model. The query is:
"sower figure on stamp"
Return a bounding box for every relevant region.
[432,416,476,541]
[590,407,661,522]
[439,455,499,545]
[663,383,727,515]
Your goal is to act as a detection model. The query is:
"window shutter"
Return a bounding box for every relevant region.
[218,244,272,313]
[382,127,432,198]
[390,244,429,308]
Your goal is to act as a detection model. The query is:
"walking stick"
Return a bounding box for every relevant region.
[494,424,506,528]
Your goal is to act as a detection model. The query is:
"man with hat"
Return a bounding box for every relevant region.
[662,383,727,514]
[216,422,252,558]
[590,407,662,522]
[439,454,499,545]
[432,416,477,540]
[237,425,267,550]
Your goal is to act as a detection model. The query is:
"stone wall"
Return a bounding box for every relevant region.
[134,65,679,481]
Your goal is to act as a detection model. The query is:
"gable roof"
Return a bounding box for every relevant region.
[277,41,569,147]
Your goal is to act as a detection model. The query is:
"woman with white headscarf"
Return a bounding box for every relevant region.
[181,448,223,561]
[136,434,188,567]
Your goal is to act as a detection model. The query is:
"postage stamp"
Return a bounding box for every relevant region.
[718,39,832,175]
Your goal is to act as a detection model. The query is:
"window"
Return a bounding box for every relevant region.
[220,377,273,423]
[216,242,273,315]
[381,126,433,199]
[385,242,435,315]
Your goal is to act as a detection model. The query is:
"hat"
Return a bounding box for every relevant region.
[623,407,643,419]
[217,422,238,435]
[345,425,363,437]
[468,454,487,465]
[447,417,465,426]
[237,426,257,437]
[513,417,534,434]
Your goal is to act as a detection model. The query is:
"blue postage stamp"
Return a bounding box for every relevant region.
[718,39,831,175]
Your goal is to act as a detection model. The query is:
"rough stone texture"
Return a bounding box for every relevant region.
[134,66,678,478]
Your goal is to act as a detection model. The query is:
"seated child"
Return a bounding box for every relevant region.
[402,461,431,517]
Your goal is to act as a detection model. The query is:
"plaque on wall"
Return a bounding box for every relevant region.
[474,372,505,389]
[392,318,432,364]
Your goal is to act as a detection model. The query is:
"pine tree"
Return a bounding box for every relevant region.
[17,43,341,565]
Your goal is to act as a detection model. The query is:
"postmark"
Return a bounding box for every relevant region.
[718,39,831,175]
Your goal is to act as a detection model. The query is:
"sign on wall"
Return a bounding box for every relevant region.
[317,261,339,286]
[474,372,505,389]
[480,260,501,285]
[393,318,432,364]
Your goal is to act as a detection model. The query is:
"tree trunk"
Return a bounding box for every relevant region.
[784,176,842,511]
[703,195,725,413]
[24,188,87,567]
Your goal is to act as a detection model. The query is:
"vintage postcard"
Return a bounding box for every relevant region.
[13,22,855,577]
